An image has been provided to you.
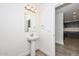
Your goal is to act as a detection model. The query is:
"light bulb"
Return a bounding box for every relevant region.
[26,4,30,9]
[35,9,37,13]
[31,7,34,11]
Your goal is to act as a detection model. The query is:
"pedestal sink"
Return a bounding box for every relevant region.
[27,33,39,56]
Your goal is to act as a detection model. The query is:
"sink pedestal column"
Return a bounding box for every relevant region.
[30,41,35,56]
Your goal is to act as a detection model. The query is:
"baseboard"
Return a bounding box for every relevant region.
[56,42,64,46]
[56,41,64,45]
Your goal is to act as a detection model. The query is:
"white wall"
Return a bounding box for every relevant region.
[0,3,55,56]
[38,4,55,56]
[0,3,31,56]
[55,12,64,45]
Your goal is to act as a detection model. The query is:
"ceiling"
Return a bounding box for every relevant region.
[55,3,64,8]
[60,3,79,21]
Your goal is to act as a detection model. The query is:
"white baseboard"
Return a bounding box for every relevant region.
[56,41,64,45]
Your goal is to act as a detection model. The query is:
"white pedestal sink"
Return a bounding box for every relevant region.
[27,33,39,56]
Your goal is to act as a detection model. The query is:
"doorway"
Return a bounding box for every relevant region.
[55,3,79,56]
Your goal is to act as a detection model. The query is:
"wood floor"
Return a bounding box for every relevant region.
[27,50,46,56]
[56,37,79,56]
[36,50,47,56]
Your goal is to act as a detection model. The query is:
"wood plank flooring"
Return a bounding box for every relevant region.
[56,37,79,56]
[36,50,47,56]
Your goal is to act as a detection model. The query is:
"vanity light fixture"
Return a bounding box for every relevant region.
[25,4,38,13]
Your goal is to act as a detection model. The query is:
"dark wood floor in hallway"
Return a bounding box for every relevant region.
[56,37,79,56]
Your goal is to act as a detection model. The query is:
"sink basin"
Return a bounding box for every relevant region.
[27,33,39,41]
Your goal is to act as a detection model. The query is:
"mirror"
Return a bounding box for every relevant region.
[24,13,31,32]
